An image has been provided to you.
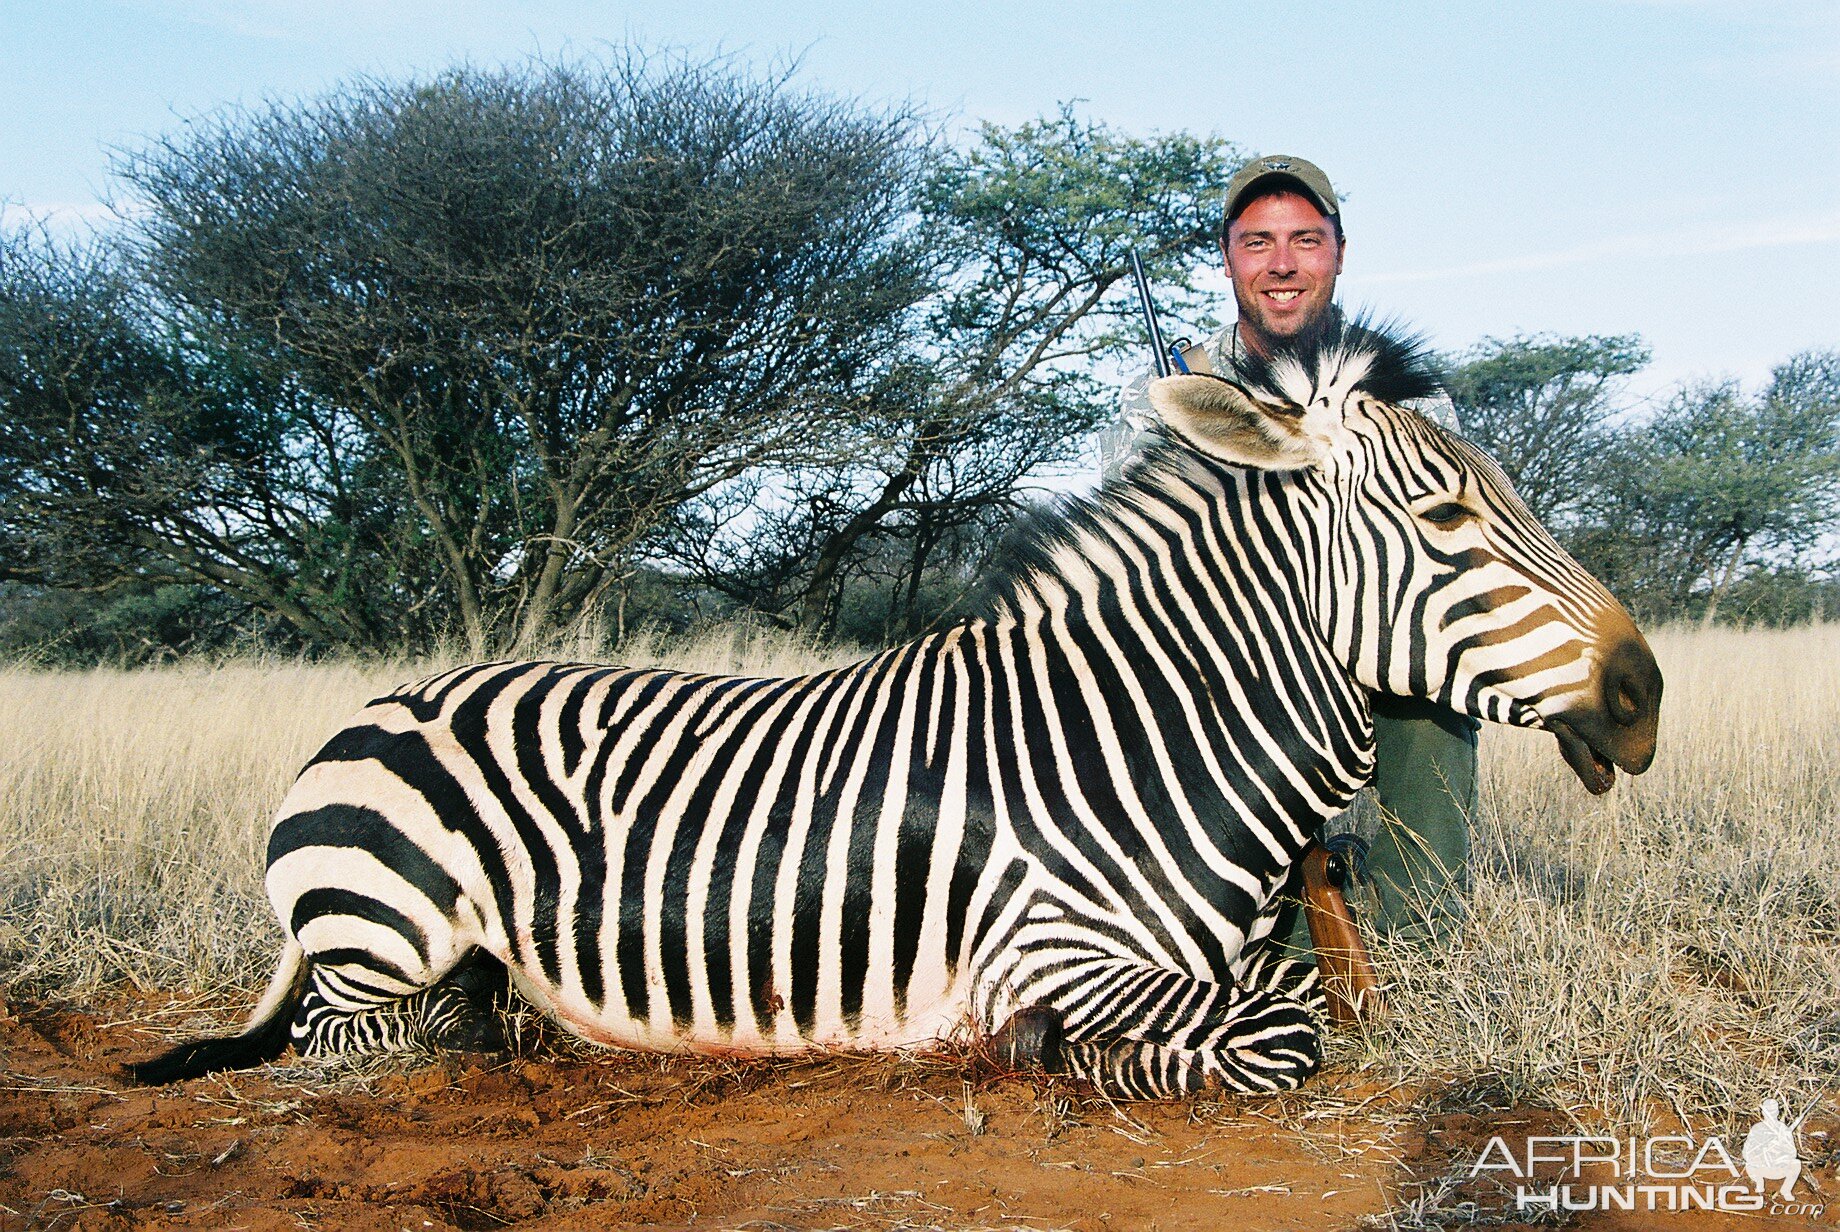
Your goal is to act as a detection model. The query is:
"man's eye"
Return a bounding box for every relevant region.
[1422,502,1472,526]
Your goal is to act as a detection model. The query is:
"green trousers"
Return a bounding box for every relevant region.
[1271,694,1479,956]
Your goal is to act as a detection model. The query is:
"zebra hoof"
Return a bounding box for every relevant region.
[427,1009,508,1058]
[423,958,512,1057]
[988,1005,1064,1074]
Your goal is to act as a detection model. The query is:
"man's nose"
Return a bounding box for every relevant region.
[1268,242,1297,275]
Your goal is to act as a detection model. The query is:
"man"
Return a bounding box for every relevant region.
[1110,154,1479,951]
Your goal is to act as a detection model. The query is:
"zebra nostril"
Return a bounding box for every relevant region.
[1613,679,1641,725]
[1601,638,1659,728]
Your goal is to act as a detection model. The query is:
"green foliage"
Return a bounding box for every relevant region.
[0,582,255,665]
[1571,350,1840,622]
[1712,565,1840,627]
[920,106,1235,364]
[4,60,1252,655]
[665,108,1245,637]
[1445,332,1649,520]
[2,52,934,656]
[6,53,1836,657]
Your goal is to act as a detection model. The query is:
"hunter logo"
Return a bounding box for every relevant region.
[1744,1100,1803,1199]
[1261,158,1293,171]
[1469,1100,1826,1216]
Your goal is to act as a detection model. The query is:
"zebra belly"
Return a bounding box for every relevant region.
[508,967,974,1056]
[268,799,976,1057]
[273,654,998,1058]
[490,855,980,1056]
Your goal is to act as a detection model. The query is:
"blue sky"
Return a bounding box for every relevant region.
[4,0,1836,404]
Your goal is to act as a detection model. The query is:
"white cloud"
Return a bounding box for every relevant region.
[1357,211,1840,286]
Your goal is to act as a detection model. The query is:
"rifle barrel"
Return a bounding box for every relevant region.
[1130,250,1171,379]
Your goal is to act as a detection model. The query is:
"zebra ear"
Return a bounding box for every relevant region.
[1147,374,1333,470]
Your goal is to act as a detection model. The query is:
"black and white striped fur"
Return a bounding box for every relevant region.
[130,316,1660,1097]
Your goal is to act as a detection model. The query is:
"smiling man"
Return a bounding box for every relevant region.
[1109,155,1480,958]
[1220,156,1345,355]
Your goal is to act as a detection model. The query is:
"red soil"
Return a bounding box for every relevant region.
[0,992,1828,1231]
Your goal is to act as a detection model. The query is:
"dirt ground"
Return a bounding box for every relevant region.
[0,993,1831,1232]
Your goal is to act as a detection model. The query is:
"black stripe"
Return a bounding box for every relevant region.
[891,641,949,1015]
[788,661,882,1034]
[310,946,416,988]
[699,677,810,1032]
[290,887,430,964]
[267,803,462,913]
[614,678,734,1024]
[658,677,784,1028]
[449,666,567,986]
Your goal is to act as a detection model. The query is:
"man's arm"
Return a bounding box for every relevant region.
[1413,390,1463,433]
[1100,369,1158,482]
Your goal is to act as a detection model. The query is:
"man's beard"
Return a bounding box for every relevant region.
[1239,296,1343,358]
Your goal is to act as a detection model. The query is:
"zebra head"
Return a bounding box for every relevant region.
[1146,318,1660,794]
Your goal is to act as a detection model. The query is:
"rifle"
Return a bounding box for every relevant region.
[1300,837,1385,1024]
[1128,249,1191,376]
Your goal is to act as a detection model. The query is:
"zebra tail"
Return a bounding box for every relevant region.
[124,940,309,1085]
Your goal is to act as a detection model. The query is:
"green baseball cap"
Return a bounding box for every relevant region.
[1222,154,1340,223]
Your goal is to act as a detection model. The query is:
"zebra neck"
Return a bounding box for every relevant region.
[988,455,1377,851]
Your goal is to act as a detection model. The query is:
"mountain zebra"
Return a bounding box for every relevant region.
[131,317,1661,1098]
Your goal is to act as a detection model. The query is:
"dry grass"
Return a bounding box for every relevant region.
[1,621,1835,1134]
[1353,623,1840,1134]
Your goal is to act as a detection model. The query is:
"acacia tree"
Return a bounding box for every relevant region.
[1574,350,1840,624]
[0,227,393,647]
[1445,333,1649,522]
[664,110,1244,636]
[41,53,932,653]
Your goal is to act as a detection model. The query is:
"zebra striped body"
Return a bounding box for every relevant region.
[134,317,1661,1097]
[270,496,1359,1069]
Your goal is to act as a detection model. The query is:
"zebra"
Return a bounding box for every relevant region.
[129,316,1661,1099]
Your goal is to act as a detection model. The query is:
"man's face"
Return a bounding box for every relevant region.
[1222,191,1344,351]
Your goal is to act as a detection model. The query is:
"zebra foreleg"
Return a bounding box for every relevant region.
[1061,987,1321,1096]
[1001,956,1324,1098]
[292,952,510,1060]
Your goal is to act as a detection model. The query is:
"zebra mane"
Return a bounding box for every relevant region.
[1232,309,1445,409]
[968,442,1236,621]
[969,314,1447,621]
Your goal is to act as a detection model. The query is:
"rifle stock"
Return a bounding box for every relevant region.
[1300,842,1385,1025]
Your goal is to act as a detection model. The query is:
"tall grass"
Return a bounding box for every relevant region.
[1360,623,1840,1131]
[1,622,1834,1131]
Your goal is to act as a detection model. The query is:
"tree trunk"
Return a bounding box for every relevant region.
[796,470,921,633]
[512,497,581,654]
[1700,534,1748,630]
[899,516,939,639]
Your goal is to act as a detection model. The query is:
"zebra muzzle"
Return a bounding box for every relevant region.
[1552,721,1618,795]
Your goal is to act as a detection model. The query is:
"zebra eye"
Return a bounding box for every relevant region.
[1421,501,1472,527]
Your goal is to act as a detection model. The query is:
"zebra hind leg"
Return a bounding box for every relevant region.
[293,952,511,1062]
[987,1004,1065,1072]
[1234,947,1327,1019]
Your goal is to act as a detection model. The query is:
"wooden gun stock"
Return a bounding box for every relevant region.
[1300,842,1385,1025]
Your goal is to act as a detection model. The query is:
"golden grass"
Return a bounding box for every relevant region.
[1,622,1834,1132]
[1357,623,1840,1133]
[0,623,860,995]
